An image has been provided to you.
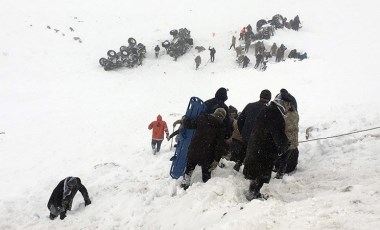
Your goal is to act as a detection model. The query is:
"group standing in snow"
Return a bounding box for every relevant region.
[167,87,300,201]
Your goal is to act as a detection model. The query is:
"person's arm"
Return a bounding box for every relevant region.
[148,122,153,130]
[169,129,179,139]
[77,178,91,206]
[270,113,289,154]
[164,122,169,140]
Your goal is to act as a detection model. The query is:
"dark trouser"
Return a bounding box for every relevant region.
[275,148,299,174]
[184,158,212,183]
[249,178,264,195]
[210,55,215,62]
[239,34,244,40]
[151,139,163,152]
[230,139,246,163]
[229,44,235,50]
[155,52,159,58]
[196,62,200,70]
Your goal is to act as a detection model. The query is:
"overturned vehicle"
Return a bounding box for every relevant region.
[99,38,146,71]
[161,28,193,60]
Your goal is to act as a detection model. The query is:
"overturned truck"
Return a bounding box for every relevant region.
[162,28,193,61]
[99,38,146,71]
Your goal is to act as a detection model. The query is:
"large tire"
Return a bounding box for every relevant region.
[256,19,267,31]
[99,57,107,66]
[128,37,137,46]
[120,50,129,58]
[162,40,170,48]
[120,46,128,52]
[107,50,117,58]
[170,29,178,37]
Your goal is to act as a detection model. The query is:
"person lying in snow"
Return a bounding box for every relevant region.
[47,177,91,220]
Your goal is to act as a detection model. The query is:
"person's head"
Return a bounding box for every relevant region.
[259,89,271,102]
[213,108,227,122]
[280,88,288,94]
[274,93,292,114]
[215,87,228,102]
[228,105,238,119]
[67,177,77,189]
[157,115,162,121]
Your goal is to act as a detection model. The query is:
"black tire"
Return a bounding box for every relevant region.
[170,29,178,37]
[128,37,136,46]
[107,50,117,58]
[120,50,129,57]
[120,46,128,52]
[99,57,107,66]
[256,19,267,31]
[162,40,170,48]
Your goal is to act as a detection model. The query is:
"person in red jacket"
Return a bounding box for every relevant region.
[148,115,169,154]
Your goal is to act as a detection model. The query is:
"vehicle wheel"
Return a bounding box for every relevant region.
[120,50,129,57]
[99,58,107,66]
[107,50,117,58]
[120,46,128,52]
[128,37,137,46]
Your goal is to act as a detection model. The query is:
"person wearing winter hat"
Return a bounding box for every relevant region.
[243,95,290,201]
[204,87,232,139]
[148,115,170,154]
[276,88,297,112]
[180,108,228,190]
[47,177,91,220]
[274,91,300,178]
[235,89,271,171]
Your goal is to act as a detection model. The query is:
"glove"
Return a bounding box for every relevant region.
[85,199,91,206]
[60,211,66,220]
[208,160,219,172]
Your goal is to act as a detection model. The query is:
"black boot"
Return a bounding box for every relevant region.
[245,179,265,201]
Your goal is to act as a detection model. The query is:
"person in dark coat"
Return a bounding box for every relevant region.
[180,108,228,190]
[243,94,291,200]
[274,89,299,174]
[292,15,301,31]
[242,55,250,68]
[235,89,271,171]
[47,177,91,220]
[204,87,233,139]
[254,53,263,69]
[209,47,216,62]
[276,88,297,112]
[154,45,160,58]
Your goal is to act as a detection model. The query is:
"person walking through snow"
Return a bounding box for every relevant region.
[148,115,169,154]
[180,108,228,190]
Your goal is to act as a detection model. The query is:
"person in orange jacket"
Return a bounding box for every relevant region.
[239,27,246,40]
[148,115,169,154]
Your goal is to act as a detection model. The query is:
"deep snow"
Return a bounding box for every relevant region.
[1,0,380,229]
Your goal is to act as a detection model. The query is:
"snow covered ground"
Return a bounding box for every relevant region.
[1,0,380,229]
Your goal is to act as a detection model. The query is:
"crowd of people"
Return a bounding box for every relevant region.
[47,87,299,220]
[162,87,300,200]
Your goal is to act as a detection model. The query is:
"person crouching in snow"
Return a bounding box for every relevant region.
[148,114,169,154]
[180,108,228,190]
[47,177,91,220]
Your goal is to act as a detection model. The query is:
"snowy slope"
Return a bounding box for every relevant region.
[1,0,380,229]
